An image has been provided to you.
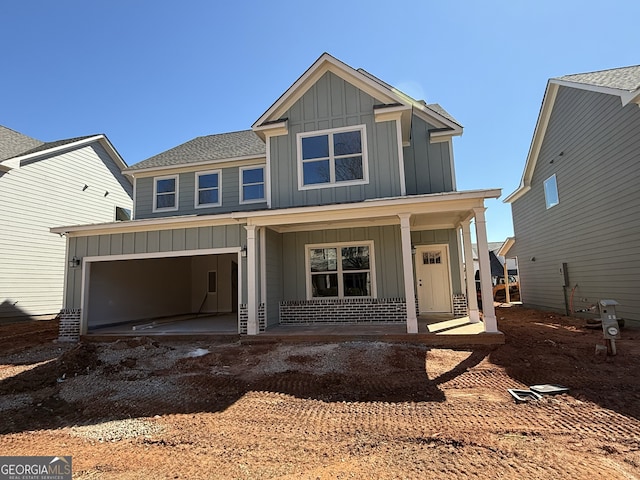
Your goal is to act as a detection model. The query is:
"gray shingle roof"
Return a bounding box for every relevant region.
[0,125,43,161]
[557,65,640,92]
[127,130,265,171]
[11,135,99,158]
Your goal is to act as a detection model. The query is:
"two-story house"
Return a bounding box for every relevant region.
[52,54,501,341]
[0,126,133,321]
[505,66,640,324]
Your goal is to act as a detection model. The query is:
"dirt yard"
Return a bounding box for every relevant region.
[1,306,639,479]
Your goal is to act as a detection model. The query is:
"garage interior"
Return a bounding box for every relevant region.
[85,253,239,334]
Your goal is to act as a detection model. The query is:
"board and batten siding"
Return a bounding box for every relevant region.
[269,71,402,209]
[278,226,463,302]
[403,115,455,195]
[265,227,283,326]
[0,143,132,319]
[65,224,245,309]
[134,164,267,219]
[512,86,640,322]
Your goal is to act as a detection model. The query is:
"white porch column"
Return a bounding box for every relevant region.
[399,213,418,333]
[245,224,259,335]
[474,208,498,332]
[461,220,480,323]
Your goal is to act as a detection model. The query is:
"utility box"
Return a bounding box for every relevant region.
[599,299,621,340]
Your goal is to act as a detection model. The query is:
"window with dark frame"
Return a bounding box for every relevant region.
[208,271,217,294]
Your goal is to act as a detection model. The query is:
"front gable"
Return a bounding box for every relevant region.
[257,54,463,209]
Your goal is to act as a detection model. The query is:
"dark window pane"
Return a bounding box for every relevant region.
[311,273,339,297]
[156,193,175,208]
[243,184,264,201]
[334,131,361,156]
[116,207,131,221]
[199,189,219,205]
[199,173,218,189]
[342,246,370,270]
[303,159,330,185]
[310,248,337,272]
[335,156,363,182]
[156,178,175,194]
[343,272,371,296]
[243,167,264,184]
[302,135,329,160]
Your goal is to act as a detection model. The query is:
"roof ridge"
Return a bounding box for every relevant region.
[557,64,640,79]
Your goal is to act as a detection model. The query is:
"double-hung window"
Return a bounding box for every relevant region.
[240,166,265,203]
[297,125,368,189]
[306,242,374,298]
[196,170,221,208]
[153,175,178,212]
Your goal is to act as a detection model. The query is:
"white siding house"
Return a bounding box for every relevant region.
[0,126,133,320]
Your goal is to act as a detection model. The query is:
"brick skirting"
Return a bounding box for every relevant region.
[453,294,468,318]
[279,298,407,324]
[58,309,81,342]
[239,303,266,334]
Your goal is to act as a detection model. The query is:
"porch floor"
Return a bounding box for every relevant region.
[85,313,503,346]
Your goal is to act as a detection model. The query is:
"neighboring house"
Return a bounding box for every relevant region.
[0,126,133,321]
[51,53,501,341]
[505,65,640,323]
[470,241,518,285]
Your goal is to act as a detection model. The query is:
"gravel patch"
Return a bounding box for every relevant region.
[0,393,33,412]
[67,418,163,442]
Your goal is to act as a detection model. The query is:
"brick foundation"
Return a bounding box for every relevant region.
[453,294,468,318]
[58,309,81,342]
[239,303,266,334]
[279,298,407,324]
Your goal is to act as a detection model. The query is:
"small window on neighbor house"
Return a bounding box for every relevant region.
[208,271,217,294]
[240,166,265,203]
[544,174,559,209]
[115,206,131,221]
[196,170,221,208]
[297,125,368,189]
[154,175,178,211]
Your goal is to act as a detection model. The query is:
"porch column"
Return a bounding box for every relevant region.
[474,208,498,332]
[461,220,480,323]
[399,213,418,333]
[245,224,258,335]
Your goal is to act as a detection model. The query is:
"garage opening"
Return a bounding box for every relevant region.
[85,253,239,334]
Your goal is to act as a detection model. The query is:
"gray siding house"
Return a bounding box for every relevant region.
[52,53,501,340]
[505,65,640,324]
[0,126,133,321]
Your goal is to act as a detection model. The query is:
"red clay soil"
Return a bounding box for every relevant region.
[1,306,639,479]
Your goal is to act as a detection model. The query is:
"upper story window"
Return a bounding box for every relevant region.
[240,166,265,203]
[153,175,178,212]
[196,170,222,208]
[306,241,374,299]
[297,125,368,190]
[544,174,559,209]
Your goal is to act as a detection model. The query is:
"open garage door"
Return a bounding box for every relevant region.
[84,252,240,334]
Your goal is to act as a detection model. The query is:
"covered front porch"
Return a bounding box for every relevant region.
[244,189,502,336]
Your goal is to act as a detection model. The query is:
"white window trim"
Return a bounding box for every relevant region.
[304,240,376,300]
[544,174,559,209]
[195,169,222,209]
[239,165,266,204]
[152,174,179,212]
[296,124,369,191]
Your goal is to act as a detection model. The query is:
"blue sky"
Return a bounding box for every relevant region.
[2,1,638,241]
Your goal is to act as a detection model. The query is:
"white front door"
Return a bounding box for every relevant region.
[415,245,452,313]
